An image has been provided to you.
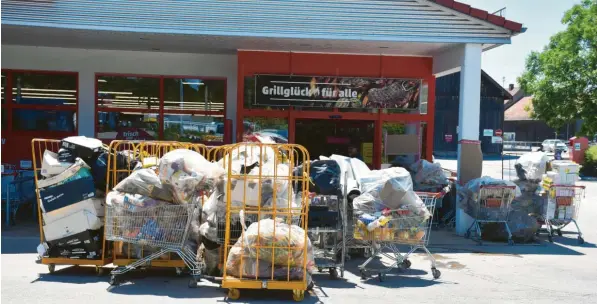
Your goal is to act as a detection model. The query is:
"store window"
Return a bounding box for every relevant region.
[96,75,227,143]
[2,70,78,133]
[11,72,77,106]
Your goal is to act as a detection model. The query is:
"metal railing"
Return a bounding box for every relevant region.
[503,141,542,152]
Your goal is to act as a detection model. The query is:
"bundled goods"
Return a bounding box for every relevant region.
[158,149,226,204]
[514,152,549,181]
[409,159,449,191]
[458,176,521,221]
[352,167,431,242]
[225,217,315,280]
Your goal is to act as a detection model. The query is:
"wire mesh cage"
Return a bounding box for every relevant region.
[218,143,311,302]
[31,139,111,273]
[542,185,586,244]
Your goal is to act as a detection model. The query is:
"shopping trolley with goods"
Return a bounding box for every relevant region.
[31,139,112,274]
[464,185,517,245]
[104,140,209,285]
[541,185,586,244]
[220,143,311,302]
[352,191,444,282]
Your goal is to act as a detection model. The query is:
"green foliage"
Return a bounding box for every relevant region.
[518,0,597,136]
[580,145,597,177]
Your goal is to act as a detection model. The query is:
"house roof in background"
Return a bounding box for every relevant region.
[507,86,521,97]
[505,96,534,121]
[430,0,524,33]
[482,70,513,99]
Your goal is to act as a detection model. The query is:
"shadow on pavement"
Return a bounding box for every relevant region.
[1,236,39,254]
[32,265,105,284]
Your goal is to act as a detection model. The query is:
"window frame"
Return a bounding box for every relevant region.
[1,69,79,136]
[94,73,227,144]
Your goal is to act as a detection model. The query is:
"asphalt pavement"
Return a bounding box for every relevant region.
[2,160,597,304]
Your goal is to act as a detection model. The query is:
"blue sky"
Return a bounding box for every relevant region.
[463,0,580,88]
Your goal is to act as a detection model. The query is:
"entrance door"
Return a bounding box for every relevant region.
[295,119,375,166]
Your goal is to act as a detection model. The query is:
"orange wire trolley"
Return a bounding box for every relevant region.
[31,139,111,274]
[219,143,311,302]
[104,140,208,274]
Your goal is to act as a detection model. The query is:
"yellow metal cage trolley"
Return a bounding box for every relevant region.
[105,140,208,273]
[31,139,111,274]
[219,143,311,302]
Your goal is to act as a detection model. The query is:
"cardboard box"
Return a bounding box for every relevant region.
[42,197,105,224]
[47,228,103,259]
[546,197,557,220]
[43,208,103,242]
[385,134,419,155]
[37,158,90,189]
[457,140,483,185]
[39,176,96,213]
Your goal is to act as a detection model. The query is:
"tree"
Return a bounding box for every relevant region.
[518,0,597,136]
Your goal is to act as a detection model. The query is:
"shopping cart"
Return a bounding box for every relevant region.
[354,191,444,282]
[464,185,516,245]
[105,201,203,287]
[541,185,586,244]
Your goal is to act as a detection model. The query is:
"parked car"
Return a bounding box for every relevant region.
[541,139,568,153]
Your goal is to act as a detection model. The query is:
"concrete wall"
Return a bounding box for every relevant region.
[1,45,238,137]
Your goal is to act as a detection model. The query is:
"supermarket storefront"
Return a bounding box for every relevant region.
[1,0,522,232]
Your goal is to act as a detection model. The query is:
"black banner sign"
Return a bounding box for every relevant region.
[254,75,421,109]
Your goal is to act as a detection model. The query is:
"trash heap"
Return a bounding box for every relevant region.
[352,167,431,242]
[542,160,580,221]
[106,149,225,260]
[37,136,112,259]
[409,159,449,191]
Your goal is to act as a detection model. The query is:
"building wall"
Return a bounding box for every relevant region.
[1,45,238,137]
[434,71,505,155]
[503,120,578,142]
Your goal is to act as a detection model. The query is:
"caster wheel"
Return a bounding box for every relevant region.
[360,270,367,280]
[329,268,338,279]
[175,267,184,276]
[402,259,412,269]
[508,239,515,246]
[109,275,119,286]
[378,273,385,282]
[227,288,240,300]
[96,266,104,276]
[548,235,553,243]
[578,237,585,245]
[188,278,198,288]
[557,230,563,237]
[292,290,305,302]
[48,264,55,274]
[432,268,441,279]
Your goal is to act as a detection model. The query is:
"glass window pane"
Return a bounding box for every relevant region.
[97,111,158,140]
[163,114,224,143]
[163,78,225,112]
[11,72,77,106]
[12,109,76,132]
[242,117,288,143]
[97,76,160,110]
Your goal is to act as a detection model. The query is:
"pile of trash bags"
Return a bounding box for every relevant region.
[352,167,432,242]
[225,216,315,280]
[409,159,449,191]
[107,149,225,259]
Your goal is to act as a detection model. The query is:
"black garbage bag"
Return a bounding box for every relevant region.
[294,160,341,195]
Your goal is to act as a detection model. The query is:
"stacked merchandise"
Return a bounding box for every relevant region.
[106,149,225,262]
[542,161,580,221]
[352,167,431,243]
[37,136,109,259]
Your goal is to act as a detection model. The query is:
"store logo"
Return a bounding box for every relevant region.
[123,131,139,138]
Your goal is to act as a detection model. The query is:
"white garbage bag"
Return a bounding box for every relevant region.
[515,152,549,181]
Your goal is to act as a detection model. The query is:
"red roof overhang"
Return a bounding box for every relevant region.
[430,0,524,33]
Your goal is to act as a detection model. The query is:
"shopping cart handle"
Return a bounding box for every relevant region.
[549,185,586,189]
[479,185,517,189]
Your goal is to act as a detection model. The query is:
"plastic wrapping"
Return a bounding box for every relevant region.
[410,160,449,189]
[226,218,314,280]
[114,168,175,202]
[229,162,296,210]
[294,160,341,195]
[41,150,72,177]
[106,191,169,212]
[158,149,225,204]
[458,176,522,220]
[515,152,549,181]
